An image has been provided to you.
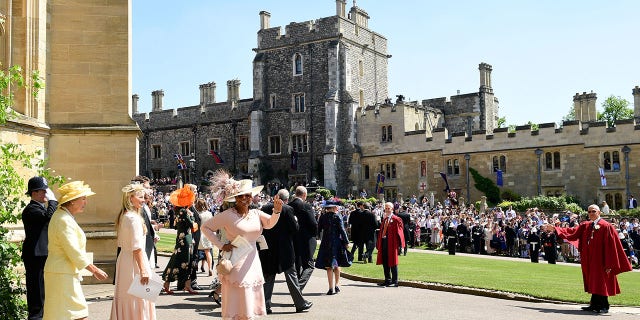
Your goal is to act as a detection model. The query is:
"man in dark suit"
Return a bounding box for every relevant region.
[21,176,58,320]
[359,202,379,263]
[260,189,312,314]
[396,205,411,255]
[289,186,318,291]
[348,203,364,261]
[629,195,637,209]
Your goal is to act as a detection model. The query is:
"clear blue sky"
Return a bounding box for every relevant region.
[133,1,639,126]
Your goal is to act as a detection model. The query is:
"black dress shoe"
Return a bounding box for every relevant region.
[387,282,398,287]
[334,286,340,293]
[581,306,595,311]
[326,289,335,295]
[296,301,313,313]
[377,281,390,287]
[593,308,608,314]
[266,308,272,315]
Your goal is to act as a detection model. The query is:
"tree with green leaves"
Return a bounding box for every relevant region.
[0,66,63,319]
[598,95,633,127]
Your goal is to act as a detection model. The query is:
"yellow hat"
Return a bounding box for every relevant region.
[58,181,96,205]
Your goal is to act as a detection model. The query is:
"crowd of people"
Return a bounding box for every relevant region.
[19,173,638,319]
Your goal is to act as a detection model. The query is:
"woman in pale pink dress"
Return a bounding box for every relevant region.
[202,171,282,319]
[110,183,156,319]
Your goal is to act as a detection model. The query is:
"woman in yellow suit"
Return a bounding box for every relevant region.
[43,181,108,320]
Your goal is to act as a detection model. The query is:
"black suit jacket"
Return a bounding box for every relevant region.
[360,209,379,242]
[348,209,363,243]
[142,204,156,259]
[21,199,58,258]
[289,197,318,262]
[259,203,298,274]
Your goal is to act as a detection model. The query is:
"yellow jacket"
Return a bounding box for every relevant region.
[44,208,92,275]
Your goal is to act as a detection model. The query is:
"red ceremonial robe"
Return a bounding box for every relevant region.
[555,219,632,296]
[376,214,405,267]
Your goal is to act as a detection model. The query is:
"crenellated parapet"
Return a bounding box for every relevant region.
[257,16,341,49]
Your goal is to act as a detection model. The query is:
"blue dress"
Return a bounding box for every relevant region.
[315,212,352,269]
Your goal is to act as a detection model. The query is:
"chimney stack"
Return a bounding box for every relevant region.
[573,91,597,123]
[259,11,271,30]
[336,0,346,17]
[633,85,640,119]
[227,80,241,108]
[151,90,164,112]
[199,82,217,105]
[132,94,139,114]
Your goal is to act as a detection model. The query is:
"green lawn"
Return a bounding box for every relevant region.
[157,235,639,306]
[343,251,640,306]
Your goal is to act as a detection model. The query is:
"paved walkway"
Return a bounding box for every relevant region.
[83,229,640,319]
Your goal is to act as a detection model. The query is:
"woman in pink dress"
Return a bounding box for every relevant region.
[202,171,282,319]
[110,183,156,319]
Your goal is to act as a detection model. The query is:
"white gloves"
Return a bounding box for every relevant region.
[45,188,57,201]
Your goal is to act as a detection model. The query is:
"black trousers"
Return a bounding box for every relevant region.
[24,255,47,320]
[263,266,306,310]
[381,238,398,284]
[364,239,375,262]
[350,241,364,260]
[590,294,609,310]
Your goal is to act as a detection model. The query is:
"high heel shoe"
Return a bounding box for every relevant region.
[162,284,174,295]
[184,286,198,294]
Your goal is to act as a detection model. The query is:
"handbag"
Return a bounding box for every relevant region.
[191,222,199,233]
[216,250,232,275]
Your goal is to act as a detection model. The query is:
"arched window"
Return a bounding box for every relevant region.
[545,151,560,170]
[363,165,370,180]
[612,151,620,171]
[553,152,561,169]
[447,159,453,175]
[614,193,623,210]
[453,159,460,175]
[293,53,303,75]
[381,126,387,142]
[387,125,393,141]
[391,164,396,179]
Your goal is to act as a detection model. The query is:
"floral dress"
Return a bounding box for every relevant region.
[162,208,194,286]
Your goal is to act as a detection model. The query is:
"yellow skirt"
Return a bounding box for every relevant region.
[43,272,88,320]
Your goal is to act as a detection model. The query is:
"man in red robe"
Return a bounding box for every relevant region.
[543,204,632,314]
[376,202,405,287]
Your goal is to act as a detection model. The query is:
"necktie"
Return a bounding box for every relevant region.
[382,217,389,237]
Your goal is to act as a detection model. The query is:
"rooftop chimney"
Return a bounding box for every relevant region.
[260,11,271,30]
[336,0,346,17]
[227,79,240,108]
[132,94,139,114]
[151,90,164,112]
[199,82,216,105]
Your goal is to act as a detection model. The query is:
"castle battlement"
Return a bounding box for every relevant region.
[133,99,254,131]
[257,16,340,49]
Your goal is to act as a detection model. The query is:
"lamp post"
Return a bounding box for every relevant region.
[464,153,471,202]
[535,148,543,195]
[189,158,196,184]
[622,145,631,199]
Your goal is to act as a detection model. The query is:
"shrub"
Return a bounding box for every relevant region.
[469,167,500,205]
[501,189,522,201]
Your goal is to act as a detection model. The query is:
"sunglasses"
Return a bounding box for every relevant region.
[588,210,598,213]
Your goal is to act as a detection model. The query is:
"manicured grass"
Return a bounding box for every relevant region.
[157,233,177,253]
[343,251,640,306]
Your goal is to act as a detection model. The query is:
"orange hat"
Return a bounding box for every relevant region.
[169,185,195,207]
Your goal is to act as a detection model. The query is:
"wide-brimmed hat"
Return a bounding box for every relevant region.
[224,179,263,202]
[170,185,196,207]
[58,181,96,205]
[26,176,48,195]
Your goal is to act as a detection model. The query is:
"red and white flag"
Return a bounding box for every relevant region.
[599,167,606,187]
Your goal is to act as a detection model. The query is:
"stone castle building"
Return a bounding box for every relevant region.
[1,1,137,282]
[134,1,640,209]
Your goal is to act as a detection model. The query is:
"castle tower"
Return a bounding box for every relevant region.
[633,85,640,119]
[478,62,498,132]
[199,82,216,105]
[252,2,389,194]
[151,90,164,112]
[573,91,597,123]
[132,94,139,114]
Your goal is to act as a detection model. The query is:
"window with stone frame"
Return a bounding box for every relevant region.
[293,93,305,113]
[293,53,303,76]
[603,151,620,172]
[544,151,561,170]
[358,60,364,77]
[179,141,190,156]
[605,192,624,210]
[269,135,281,155]
[238,136,249,151]
[270,94,277,109]
[151,169,161,180]
[381,125,393,142]
[152,145,161,159]
[380,163,396,179]
[291,134,308,153]
[385,187,397,202]
[492,155,507,173]
[363,164,370,180]
[208,139,220,153]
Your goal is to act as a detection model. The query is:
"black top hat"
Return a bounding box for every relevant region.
[26,176,48,195]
